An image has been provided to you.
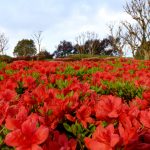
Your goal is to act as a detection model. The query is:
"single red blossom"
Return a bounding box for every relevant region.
[85,124,120,150]
[95,95,122,120]
[5,115,49,150]
[76,105,94,128]
[22,76,36,88]
[32,85,49,103]
[118,123,137,145]
[5,106,28,130]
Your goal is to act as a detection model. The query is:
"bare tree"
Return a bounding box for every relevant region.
[0,32,8,55]
[122,0,150,59]
[32,31,43,53]
[108,24,126,57]
[75,31,99,55]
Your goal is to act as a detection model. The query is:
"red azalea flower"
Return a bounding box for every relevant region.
[85,124,120,150]
[125,129,150,150]
[0,101,9,125]
[95,95,122,120]
[22,76,35,88]
[140,110,150,128]
[5,115,49,150]
[143,90,150,102]
[76,105,94,128]
[43,131,77,150]
[0,89,16,102]
[5,106,28,130]
[118,122,137,145]
[32,85,49,103]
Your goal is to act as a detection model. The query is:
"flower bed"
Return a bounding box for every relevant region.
[0,58,150,150]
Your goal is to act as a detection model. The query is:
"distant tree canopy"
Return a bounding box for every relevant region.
[13,39,37,57]
[53,35,120,58]
[53,40,78,58]
[74,31,120,56]
[37,50,53,59]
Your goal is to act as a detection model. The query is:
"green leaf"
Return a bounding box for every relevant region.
[71,124,77,136]
[63,123,72,132]
[0,135,3,145]
[47,109,53,116]
[101,121,108,128]
[0,75,4,81]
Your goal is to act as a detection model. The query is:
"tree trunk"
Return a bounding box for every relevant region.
[144,50,150,60]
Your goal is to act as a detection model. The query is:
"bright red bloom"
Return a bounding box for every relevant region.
[0,89,16,102]
[76,105,94,128]
[32,85,49,103]
[143,90,150,102]
[125,129,150,150]
[43,131,77,150]
[0,101,9,125]
[5,115,49,150]
[22,76,36,88]
[140,110,150,128]
[5,106,28,130]
[85,124,120,150]
[95,95,122,120]
[118,122,137,145]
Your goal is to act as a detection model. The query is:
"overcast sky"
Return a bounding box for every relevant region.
[0,0,132,56]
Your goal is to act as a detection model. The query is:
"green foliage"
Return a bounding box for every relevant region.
[0,62,6,70]
[31,72,40,79]
[86,67,103,74]
[91,80,144,102]
[62,65,75,76]
[47,109,53,116]
[76,67,86,80]
[5,69,15,75]
[15,81,26,95]
[0,55,12,63]
[37,50,53,60]
[0,125,14,150]
[55,79,70,90]
[53,40,78,58]
[66,54,110,60]
[101,121,108,128]
[63,122,96,148]
[0,75,4,81]
[13,39,37,57]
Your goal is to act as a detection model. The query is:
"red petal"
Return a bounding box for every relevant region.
[5,129,23,147]
[110,134,120,147]
[84,138,111,150]
[32,144,43,150]
[21,117,37,137]
[32,125,49,144]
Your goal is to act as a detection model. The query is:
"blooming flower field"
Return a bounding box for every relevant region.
[0,58,150,150]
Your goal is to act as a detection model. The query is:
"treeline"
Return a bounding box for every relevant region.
[53,34,121,58]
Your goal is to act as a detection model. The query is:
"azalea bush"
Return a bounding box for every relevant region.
[0,58,150,150]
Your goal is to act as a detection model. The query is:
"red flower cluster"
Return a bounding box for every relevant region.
[0,59,149,150]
